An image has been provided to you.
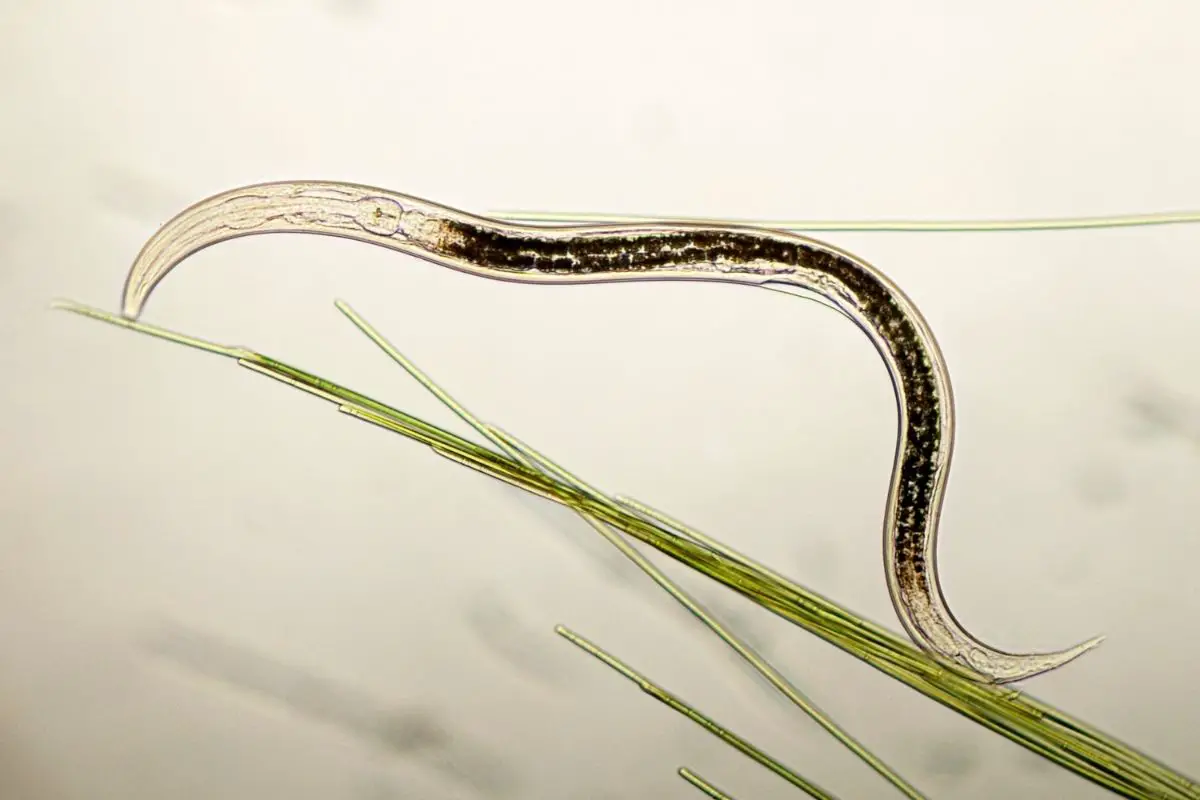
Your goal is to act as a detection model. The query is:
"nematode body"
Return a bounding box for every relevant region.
[120,180,1102,683]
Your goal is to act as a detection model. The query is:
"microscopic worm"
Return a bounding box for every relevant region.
[120,180,1103,683]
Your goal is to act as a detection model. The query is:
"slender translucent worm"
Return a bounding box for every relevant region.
[119,180,1103,683]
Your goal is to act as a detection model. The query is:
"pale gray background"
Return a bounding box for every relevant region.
[2,1,1198,798]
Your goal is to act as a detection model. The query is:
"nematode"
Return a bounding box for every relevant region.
[120,180,1103,683]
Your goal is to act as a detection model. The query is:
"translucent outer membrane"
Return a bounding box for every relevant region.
[121,180,1102,684]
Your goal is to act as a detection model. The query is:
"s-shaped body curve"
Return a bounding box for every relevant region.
[120,180,1102,683]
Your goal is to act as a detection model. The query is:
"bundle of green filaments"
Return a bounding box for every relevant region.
[54,207,1200,800]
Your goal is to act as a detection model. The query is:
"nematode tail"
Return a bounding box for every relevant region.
[120,180,1103,683]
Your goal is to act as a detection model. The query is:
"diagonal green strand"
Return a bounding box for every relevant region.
[332,300,524,462]
[52,299,254,359]
[614,496,906,656]
[557,626,836,800]
[679,768,739,800]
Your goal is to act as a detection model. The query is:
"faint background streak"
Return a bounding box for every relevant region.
[89,166,186,228]
[142,622,520,797]
[2,1,1199,798]
[1125,381,1200,451]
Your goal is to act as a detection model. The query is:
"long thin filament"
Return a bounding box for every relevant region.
[489,209,1200,233]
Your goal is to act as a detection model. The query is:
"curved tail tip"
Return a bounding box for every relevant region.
[1056,633,1106,664]
[1002,633,1106,684]
[968,632,1106,685]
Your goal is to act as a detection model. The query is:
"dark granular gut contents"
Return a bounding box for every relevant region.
[436,221,804,275]
[434,220,944,576]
